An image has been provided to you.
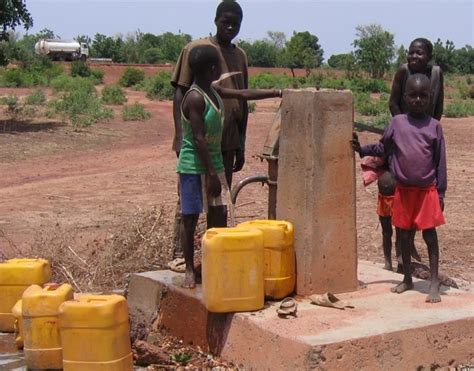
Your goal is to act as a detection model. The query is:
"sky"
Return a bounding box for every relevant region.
[25,0,473,59]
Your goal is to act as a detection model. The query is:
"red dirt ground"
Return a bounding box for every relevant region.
[0,80,472,285]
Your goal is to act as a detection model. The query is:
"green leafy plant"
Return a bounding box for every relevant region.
[444,100,474,118]
[90,69,105,84]
[119,67,145,87]
[170,352,192,366]
[48,88,113,128]
[25,89,47,105]
[354,92,389,116]
[142,72,174,100]
[122,102,151,121]
[50,75,96,93]
[248,102,256,113]
[71,61,91,78]
[101,85,127,105]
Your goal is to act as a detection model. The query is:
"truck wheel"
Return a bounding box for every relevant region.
[80,55,87,62]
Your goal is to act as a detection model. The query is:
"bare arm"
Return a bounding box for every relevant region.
[212,84,282,100]
[172,85,189,154]
[433,70,444,121]
[389,66,407,117]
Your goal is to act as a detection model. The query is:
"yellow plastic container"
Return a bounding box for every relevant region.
[202,227,264,313]
[58,294,133,371]
[0,258,52,332]
[22,283,74,370]
[238,220,296,299]
[12,300,24,349]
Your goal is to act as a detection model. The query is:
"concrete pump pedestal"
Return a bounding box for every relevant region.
[277,89,358,296]
[127,261,474,370]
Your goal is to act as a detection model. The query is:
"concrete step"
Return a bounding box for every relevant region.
[127,260,474,370]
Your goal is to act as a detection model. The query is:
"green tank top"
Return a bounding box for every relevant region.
[177,85,225,174]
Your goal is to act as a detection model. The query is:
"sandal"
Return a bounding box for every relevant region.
[276,297,297,317]
[167,258,186,273]
[309,292,354,310]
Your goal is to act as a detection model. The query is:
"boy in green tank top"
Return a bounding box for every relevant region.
[179,45,282,288]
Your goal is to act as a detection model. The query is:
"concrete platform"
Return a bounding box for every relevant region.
[127,261,474,370]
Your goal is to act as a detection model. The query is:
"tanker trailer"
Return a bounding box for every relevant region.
[34,39,89,61]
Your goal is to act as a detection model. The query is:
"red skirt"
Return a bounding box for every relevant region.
[392,184,445,230]
[377,194,394,217]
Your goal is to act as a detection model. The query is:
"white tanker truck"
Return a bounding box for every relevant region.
[34,39,89,61]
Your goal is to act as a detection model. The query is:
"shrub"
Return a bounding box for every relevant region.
[101,85,127,105]
[0,94,18,107]
[143,72,174,100]
[444,100,474,118]
[248,102,256,113]
[119,67,145,87]
[91,69,105,84]
[50,75,96,94]
[25,89,47,105]
[349,77,390,93]
[122,102,151,121]
[48,88,114,128]
[362,113,391,130]
[354,92,389,116]
[249,73,293,89]
[71,61,91,78]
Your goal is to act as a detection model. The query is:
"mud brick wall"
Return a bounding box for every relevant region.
[276,89,358,295]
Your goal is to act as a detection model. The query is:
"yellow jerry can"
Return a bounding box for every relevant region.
[58,294,133,371]
[22,283,74,370]
[11,300,24,349]
[0,258,52,332]
[238,220,295,299]
[202,227,264,313]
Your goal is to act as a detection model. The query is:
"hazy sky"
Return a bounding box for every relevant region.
[26,0,473,59]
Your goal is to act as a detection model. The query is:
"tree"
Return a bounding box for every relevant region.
[75,35,92,46]
[0,0,33,41]
[327,53,353,69]
[267,31,286,49]
[394,45,406,68]
[281,31,324,77]
[238,39,278,67]
[154,32,191,63]
[432,39,456,73]
[453,45,474,74]
[353,24,395,78]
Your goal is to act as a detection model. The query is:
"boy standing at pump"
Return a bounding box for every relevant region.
[178,45,281,288]
[172,0,248,187]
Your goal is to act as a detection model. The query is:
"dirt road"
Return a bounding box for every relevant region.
[0,87,472,284]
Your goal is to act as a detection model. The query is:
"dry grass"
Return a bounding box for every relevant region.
[3,205,174,292]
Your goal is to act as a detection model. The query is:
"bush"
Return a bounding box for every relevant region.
[48,87,114,128]
[71,61,91,78]
[119,67,145,87]
[101,85,127,105]
[0,94,18,107]
[50,75,96,93]
[25,89,47,105]
[122,102,151,121]
[362,112,391,130]
[143,72,174,100]
[444,100,474,118]
[0,63,64,88]
[91,69,105,84]
[249,73,293,89]
[248,102,256,113]
[354,92,389,116]
[349,77,390,93]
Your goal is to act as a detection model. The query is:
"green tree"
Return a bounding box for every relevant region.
[0,0,33,40]
[155,32,191,62]
[238,39,278,67]
[394,45,406,68]
[432,39,456,73]
[453,45,474,74]
[281,31,324,77]
[75,34,92,46]
[353,24,395,78]
[327,53,353,69]
[91,33,125,62]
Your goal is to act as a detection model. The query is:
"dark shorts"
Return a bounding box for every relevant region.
[179,173,229,215]
[179,174,204,215]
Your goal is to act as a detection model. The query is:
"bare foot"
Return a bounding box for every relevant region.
[383,262,393,271]
[425,282,441,303]
[391,281,414,294]
[182,271,196,289]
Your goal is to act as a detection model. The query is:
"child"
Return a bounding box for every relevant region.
[178,45,282,288]
[377,37,444,271]
[352,73,447,303]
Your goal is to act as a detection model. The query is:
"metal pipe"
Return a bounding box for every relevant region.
[231,175,268,205]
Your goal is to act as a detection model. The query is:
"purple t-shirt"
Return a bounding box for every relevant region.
[360,114,447,198]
